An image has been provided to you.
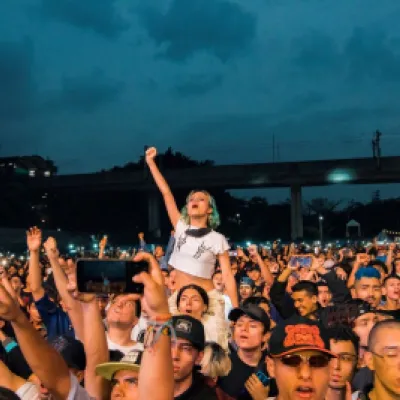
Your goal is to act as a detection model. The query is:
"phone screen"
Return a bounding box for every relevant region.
[76,259,148,294]
[290,256,312,268]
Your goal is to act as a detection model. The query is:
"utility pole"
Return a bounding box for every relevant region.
[373,130,382,169]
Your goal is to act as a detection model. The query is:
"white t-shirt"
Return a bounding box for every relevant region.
[169,220,230,279]
[107,335,144,355]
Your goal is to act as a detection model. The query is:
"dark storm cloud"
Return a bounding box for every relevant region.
[39,0,128,38]
[0,38,36,121]
[44,70,124,113]
[344,27,400,83]
[137,0,256,62]
[291,30,341,74]
[174,74,223,97]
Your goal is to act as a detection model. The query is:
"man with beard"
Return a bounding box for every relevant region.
[354,267,382,309]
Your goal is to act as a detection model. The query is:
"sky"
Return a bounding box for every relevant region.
[1,0,400,203]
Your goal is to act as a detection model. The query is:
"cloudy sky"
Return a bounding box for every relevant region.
[2,0,400,203]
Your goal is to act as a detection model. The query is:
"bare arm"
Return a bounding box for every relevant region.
[44,238,85,341]
[249,246,274,287]
[145,147,180,228]
[81,299,109,400]
[0,359,27,393]
[127,253,174,400]
[219,252,238,307]
[26,227,45,301]
[6,305,71,399]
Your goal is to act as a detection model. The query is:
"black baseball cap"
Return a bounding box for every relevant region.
[172,315,205,351]
[269,315,336,358]
[229,304,271,332]
[50,335,86,371]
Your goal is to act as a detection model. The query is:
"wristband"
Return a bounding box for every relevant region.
[4,340,18,353]
[144,319,176,349]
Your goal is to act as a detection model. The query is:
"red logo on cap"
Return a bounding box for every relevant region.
[284,324,325,349]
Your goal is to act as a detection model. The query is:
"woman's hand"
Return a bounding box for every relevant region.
[145,147,157,164]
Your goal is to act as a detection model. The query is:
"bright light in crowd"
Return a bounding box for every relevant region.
[44,171,51,177]
[246,241,252,247]
[20,256,25,261]
[68,244,74,250]
[1,260,7,266]
[327,169,355,183]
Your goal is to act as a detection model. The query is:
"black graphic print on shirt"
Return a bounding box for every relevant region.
[193,242,212,259]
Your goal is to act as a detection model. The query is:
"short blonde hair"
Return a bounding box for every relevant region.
[180,190,220,229]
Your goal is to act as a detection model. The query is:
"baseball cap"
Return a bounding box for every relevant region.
[269,315,335,358]
[172,315,205,350]
[50,336,86,371]
[96,349,143,380]
[229,304,271,332]
[240,277,255,288]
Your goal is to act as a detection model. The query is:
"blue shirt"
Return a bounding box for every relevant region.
[35,293,75,341]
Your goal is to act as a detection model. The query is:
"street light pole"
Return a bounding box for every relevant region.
[319,215,324,244]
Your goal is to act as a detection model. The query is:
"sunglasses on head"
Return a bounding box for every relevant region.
[279,353,331,368]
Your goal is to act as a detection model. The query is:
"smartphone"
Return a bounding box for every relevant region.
[256,371,270,387]
[229,251,238,257]
[289,255,312,268]
[76,259,148,294]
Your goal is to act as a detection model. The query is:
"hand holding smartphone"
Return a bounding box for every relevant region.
[76,259,148,294]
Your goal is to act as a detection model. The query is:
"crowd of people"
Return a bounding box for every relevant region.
[0,146,399,400]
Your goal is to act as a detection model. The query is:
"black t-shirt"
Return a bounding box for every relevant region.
[352,366,374,394]
[217,348,277,400]
[175,373,218,400]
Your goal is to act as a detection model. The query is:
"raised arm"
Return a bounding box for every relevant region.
[43,237,85,340]
[132,252,174,400]
[218,252,238,307]
[249,245,274,286]
[26,227,45,301]
[145,147,180,228]
[0,286,71,399]
[81,299,109,400]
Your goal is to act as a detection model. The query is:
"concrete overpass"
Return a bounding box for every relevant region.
[30,156,400,239]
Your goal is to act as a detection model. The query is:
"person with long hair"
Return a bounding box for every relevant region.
[145,147,238,312]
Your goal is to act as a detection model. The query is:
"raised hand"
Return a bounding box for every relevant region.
[130,252,169,319]
[43,237,59,260]
[0,284,21,322]
[26,227,42,252]
[145,147,157,163]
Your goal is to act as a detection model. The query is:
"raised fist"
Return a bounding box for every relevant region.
[145,147,157,162]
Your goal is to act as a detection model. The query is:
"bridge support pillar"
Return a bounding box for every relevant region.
[148,192,161,238]
[290,185,303,240]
